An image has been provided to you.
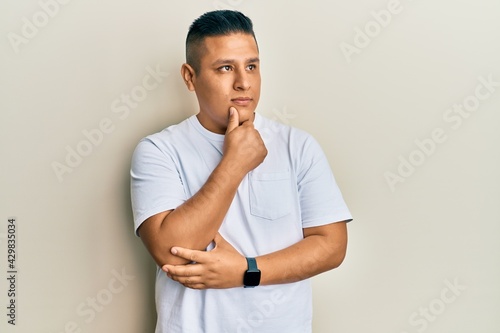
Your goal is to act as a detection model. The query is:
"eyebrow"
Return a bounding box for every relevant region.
[211,57,260,66]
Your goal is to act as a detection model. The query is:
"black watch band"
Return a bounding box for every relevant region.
[243,257,261,288]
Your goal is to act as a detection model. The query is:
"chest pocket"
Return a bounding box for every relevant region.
[249,171,293,220]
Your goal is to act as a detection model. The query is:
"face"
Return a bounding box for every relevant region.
[182,33,261,134]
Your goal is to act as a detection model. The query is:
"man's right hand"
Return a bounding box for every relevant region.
[223,107,267,177]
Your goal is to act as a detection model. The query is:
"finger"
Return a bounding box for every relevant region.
[167,269,206,289]
[184,282,206,290]
[225,107,240,134]
[170,246,206,263]
[239,111,256,126]
[163,263,203,278]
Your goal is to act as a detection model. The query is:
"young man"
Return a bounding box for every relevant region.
[131,10,352,333]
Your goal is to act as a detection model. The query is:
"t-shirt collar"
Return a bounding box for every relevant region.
[189,112,263,142]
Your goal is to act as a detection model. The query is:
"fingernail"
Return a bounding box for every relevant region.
[229,107,234,116]
[171,248,178,255]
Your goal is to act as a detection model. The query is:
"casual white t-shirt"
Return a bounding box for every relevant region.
[130,113,352,333]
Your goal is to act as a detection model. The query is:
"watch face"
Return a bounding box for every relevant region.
[244,271,261,287]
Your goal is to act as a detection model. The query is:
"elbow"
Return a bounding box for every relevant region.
[322,241,347,271]
[139,235,190,267]
[327,228,348,270]
[137,212,193,267]
[329,249,347,269]
[147,245,191,267]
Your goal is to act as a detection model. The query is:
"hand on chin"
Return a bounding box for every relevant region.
[229,106,254,124]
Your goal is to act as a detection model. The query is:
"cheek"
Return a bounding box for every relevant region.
[200,82,231,113]
[198,82,220,102]
[209,82,232,105]
[206,79,227,96]
[251,75,261,92]
[254,74,261,91]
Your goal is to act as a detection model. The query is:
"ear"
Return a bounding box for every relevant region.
[181,63,196,91]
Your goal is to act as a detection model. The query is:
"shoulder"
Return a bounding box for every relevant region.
[256,113,320,151]
[136,116,195,149]
[131,116,195,162]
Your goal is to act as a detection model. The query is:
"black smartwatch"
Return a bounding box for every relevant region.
[243,257,261,288]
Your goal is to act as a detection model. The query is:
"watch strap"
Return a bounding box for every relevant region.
[244,257,261,288]
[246,257,258,272]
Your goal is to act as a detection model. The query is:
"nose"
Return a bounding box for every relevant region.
[233,68,250,91]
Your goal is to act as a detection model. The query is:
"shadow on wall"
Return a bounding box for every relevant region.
[121,160,158,332]
[118,59,200,331]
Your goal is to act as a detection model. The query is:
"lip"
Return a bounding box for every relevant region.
[231,97,253,106]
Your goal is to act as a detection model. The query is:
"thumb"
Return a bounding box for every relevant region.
[225,107,239,134]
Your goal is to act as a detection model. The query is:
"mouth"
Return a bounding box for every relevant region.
[231,97,253,107]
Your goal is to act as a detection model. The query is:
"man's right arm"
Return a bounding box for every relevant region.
[137,108,266,267]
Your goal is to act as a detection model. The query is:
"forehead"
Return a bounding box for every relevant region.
[200,33,259,64]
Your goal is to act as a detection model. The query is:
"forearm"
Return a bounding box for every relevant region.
[256,222,348,285]
[164,160,241,246]
[162,223,348,289]
[139,108,267,267]
[141,158,244,266]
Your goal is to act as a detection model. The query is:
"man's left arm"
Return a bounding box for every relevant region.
[163,221,348,289]
[257,221,347,285]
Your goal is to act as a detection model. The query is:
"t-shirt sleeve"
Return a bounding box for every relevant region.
[296,134,353,228]
[130,137,187,235]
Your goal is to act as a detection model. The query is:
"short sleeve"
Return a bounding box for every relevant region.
[130,138,187,235]
[296,134,352,228]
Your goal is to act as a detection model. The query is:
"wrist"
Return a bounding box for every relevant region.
[218,157,248,181]
[243,257,261,288]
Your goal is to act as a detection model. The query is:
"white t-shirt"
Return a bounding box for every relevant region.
[130,113,352,333]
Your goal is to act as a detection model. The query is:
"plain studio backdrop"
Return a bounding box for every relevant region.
[1,0,499,332]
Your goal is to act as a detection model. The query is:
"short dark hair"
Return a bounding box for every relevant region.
[186,10,257,74]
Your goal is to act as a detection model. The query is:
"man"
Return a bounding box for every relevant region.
[131,10,352,333]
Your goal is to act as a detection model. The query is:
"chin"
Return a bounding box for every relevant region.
[235,107,255,122]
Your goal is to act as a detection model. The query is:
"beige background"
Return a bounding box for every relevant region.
[1,0,499,332]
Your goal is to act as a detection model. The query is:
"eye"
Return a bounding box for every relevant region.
[218,65,232,72]
[247,64,257,70]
